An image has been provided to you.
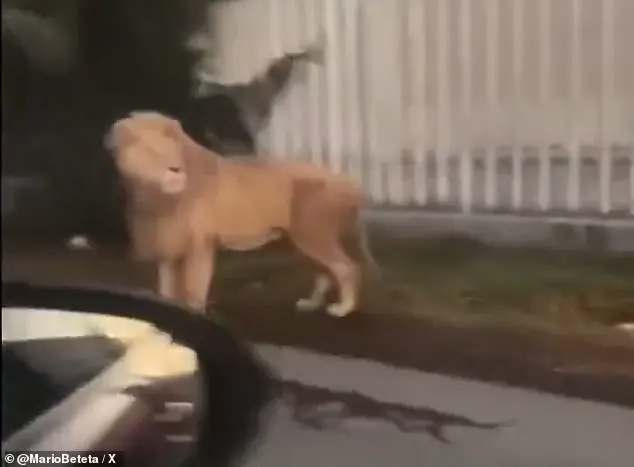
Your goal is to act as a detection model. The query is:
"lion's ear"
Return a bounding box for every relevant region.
[163,118,186,141]
[104,119,135,152]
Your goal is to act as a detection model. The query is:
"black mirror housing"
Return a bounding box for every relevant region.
[2,281,278,467]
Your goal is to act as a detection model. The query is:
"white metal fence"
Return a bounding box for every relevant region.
[204,0,633,219]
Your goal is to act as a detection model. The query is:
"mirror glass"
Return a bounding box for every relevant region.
[2,306,201,461]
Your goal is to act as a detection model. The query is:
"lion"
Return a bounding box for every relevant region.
[105,111,380,317]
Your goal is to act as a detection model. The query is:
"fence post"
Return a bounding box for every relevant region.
[484,0,500,210]
[599,0,616,214]
[459,0,473,213]
[435,0,451,206]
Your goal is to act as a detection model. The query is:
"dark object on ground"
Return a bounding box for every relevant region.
[283,380,511,443]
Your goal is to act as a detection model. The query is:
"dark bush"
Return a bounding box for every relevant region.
[2,0,234,241]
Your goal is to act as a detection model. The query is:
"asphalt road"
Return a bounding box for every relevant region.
[247,345,634,467]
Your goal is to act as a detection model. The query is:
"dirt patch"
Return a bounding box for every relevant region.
[3,239,634,408]
[371,236,634,326]
[214,266,634,409]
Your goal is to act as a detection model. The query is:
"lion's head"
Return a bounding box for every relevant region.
[105,112,191,196]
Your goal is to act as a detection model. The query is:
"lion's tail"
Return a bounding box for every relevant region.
[354,215,382,279]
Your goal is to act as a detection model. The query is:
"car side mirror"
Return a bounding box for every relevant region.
[2,281,277,467]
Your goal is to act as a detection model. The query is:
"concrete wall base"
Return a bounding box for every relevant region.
[364,209,634,254]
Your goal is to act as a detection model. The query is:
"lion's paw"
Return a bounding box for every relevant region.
[295,298,322,313]
[326,303,354,318]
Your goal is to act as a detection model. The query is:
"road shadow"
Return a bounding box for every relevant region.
[280,380,512,444]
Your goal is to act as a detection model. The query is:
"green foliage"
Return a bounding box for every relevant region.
[378,237,634,326]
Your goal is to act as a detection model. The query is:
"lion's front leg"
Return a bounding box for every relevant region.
[156,260,182,343]
[325,261,360,318]
[179,244,216,313]
[158,260,179,301]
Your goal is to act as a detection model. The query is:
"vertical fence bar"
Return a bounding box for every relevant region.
[459,0,473,212]
[285,1,305,159]
[566,0,582,212]
[252,0,274,153]
[363,3,384,204]
[484,0,500,209]
[355,2,371,196]
[537,0,552,211]
[267,0,287,157]
[302,0,325,167]
[386,1,406,206]
[214,3,235,79]
[409,0,428,206]
[599,0,615,214]
[435,0,450,205]
[341,0,364,183]
[400,0,414,203]
[511,0,524,211]
[323,0,344,174]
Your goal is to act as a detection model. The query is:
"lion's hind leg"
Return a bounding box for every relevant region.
[289,179,361,317]
[295,273,332,312]
[178,244,215,313]
[324,255,359,318]
[291,238,360,318]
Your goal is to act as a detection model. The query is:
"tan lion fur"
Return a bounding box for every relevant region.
[105,111,379,317]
